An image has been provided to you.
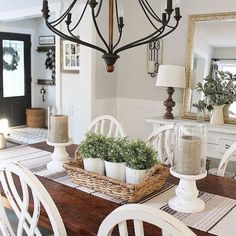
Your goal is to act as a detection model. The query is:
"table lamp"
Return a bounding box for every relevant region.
[156,65,185,119]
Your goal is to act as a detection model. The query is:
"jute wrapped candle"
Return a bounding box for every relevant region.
[176,135,201,175]
[49,115,69,143]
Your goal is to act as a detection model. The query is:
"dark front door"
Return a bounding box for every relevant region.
[0,32,31,127]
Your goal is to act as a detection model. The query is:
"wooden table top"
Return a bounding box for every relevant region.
[26,142,236,236]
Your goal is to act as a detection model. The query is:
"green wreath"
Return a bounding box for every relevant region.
[3,47,20,71]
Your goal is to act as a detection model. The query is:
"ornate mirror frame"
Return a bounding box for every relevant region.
[182,12,236,124]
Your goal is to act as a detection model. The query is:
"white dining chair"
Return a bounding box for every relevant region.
[97,204,196,236]
[217,142,236,177]
[87,115,126,138]
[0,162,67,236]
[146,125,174,165]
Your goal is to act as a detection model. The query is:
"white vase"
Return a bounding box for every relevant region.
[125,166,148,184]
[210,105,224,125]
[104,161,126,182]
[83,158,105,175]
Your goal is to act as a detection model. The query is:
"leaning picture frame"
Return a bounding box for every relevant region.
[61,39,80,73]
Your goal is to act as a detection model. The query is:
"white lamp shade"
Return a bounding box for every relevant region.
[156,65,185,88]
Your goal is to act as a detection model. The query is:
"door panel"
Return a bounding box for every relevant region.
[0,32,31,127]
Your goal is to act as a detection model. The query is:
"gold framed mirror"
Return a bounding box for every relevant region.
[182,12,236,124]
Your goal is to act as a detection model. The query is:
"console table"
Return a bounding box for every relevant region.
[146,117,236,172]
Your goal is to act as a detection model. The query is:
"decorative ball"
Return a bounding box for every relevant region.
[106,64,114,72]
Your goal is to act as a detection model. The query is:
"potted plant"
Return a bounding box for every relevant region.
[79,132,108,175]
[192,100,207,123]
[125,139,158,184]
[219,71,236,118]
[195,71,236,124]
[104,137,129,182]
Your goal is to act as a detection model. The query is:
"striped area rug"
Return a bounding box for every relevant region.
[0,145,235,236]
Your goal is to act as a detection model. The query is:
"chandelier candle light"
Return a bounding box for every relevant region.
[42,0,182,72]
[169,123,207,213]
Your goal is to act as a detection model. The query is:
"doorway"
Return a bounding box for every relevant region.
[0,32,31,126]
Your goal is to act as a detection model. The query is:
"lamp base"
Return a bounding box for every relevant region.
[163,87,175,119]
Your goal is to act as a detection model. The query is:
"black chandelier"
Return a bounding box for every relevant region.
[42,0,182,72]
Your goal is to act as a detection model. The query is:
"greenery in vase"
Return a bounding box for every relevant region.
[79,132,108,159]
[126,139,158,170]
[192,100,207,112]
[105,137,129,163]
[196,71,236,110]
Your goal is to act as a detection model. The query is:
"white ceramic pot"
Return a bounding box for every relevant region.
[104,161,126,182]
[210,105,224,125]
[125,166,148,184]
[83,158,105,175]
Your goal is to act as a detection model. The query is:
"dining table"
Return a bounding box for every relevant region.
[1,141,236,236]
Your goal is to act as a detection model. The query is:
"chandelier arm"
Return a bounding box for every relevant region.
[149,21,180,41]
[114,24,166,54]
[71,0,89,32]
[114,12,173,54]
[112,0,124,49]
[138,0,160,31]
[95,0,103,18]
[91,8,110,52]
[115,21,179,54]
[113,30,123,50]
[139,0,162,23]
[45,21,107,54]
[49,0,77,26]
[143,0,162,22]
[115,0,122,32]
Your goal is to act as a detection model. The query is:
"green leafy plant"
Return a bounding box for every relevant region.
[192,100,207,112]
[79,132,108,159]
[126,139,158,170]
[105,137,129,163]
[195,71,236,110]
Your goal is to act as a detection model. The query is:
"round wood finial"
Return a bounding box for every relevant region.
[106,64,114,72]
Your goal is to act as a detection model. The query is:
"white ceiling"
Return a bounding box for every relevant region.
[195,20,236,47]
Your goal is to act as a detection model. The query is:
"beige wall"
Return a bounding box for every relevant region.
[114,0,236,102]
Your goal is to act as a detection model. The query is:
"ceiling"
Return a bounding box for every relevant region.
[195,20,236,48]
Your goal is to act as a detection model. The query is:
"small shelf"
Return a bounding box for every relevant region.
[36,46,55,52]
[37,79,55,86]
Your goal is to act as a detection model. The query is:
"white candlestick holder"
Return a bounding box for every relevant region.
[47,140,72,172]
[168,167,207,213]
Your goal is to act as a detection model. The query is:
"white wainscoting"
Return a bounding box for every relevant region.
[95,98,117,118]
[95,97,182,140]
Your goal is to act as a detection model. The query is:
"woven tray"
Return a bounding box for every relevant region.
[63,159,169,203]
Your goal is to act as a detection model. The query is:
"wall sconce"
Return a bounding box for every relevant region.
[147,40,162,77]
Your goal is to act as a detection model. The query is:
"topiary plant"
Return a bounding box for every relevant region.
[79,132,108,159]
[126,139,158,170]
[105,137,129,163]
